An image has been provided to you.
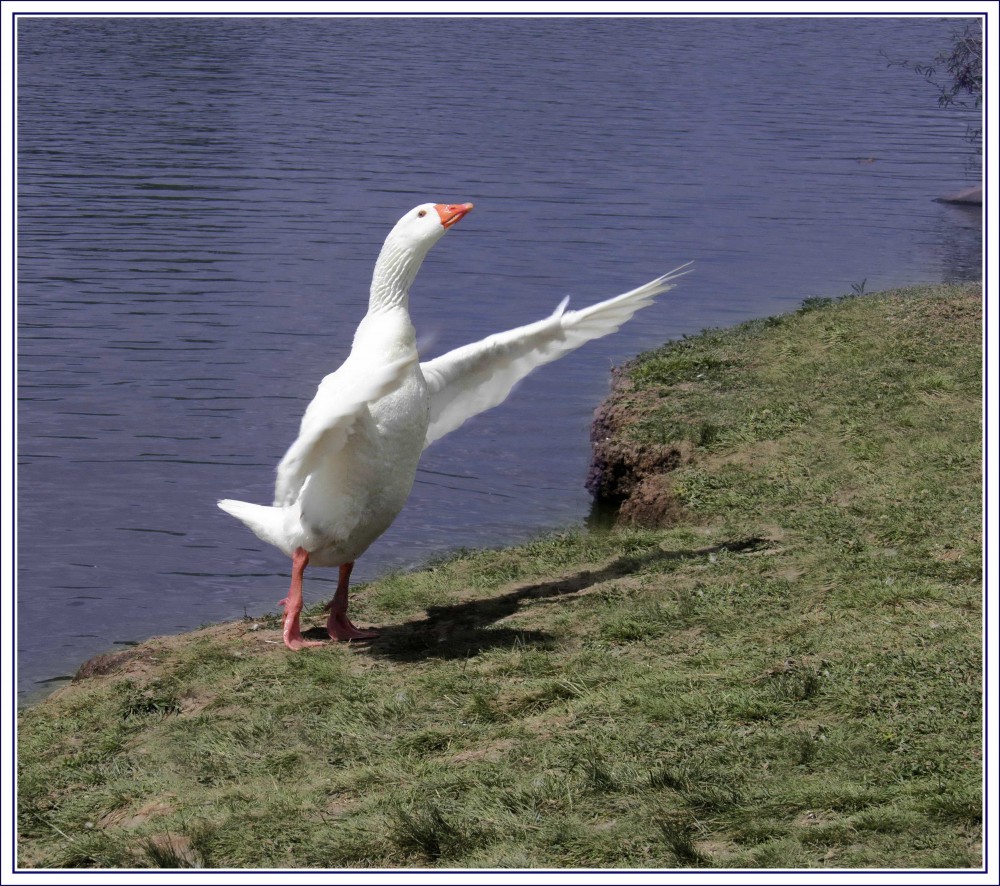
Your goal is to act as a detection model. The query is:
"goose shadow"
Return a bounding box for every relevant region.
[320,536,769,663]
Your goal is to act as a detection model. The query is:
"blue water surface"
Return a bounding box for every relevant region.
[16,15,981,701]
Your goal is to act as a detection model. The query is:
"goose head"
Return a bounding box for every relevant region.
[370,202,474,309]
[386,202,474,250]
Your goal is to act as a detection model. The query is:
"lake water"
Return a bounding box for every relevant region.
[16,15,981,702]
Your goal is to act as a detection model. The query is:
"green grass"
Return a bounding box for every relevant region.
[17,283,982,870]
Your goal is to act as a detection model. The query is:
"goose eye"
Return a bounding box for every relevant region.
[417,210,427,218]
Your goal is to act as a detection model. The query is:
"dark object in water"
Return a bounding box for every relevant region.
[936,185,982,205]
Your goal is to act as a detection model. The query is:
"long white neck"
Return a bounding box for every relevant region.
[368,238,431,314]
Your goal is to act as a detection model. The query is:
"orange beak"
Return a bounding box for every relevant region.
[435,202,474,229]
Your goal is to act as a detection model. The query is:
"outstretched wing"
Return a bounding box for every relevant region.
[419,263,692,448]
[273,355,414,507]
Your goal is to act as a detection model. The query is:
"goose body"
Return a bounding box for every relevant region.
[219,202,690,648]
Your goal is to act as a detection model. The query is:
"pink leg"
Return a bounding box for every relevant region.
[277,547,325,651]
[324,562,378,641]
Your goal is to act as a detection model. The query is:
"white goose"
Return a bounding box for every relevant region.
[219,202,690,649]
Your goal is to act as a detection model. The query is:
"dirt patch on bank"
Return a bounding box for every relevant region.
[586,373,693,527]
[70,619,280,688]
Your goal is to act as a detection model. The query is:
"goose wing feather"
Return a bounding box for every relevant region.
[273,354,414,507]
[420,263,692,447]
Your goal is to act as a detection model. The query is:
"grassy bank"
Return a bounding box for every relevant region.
[17,283,982,870]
